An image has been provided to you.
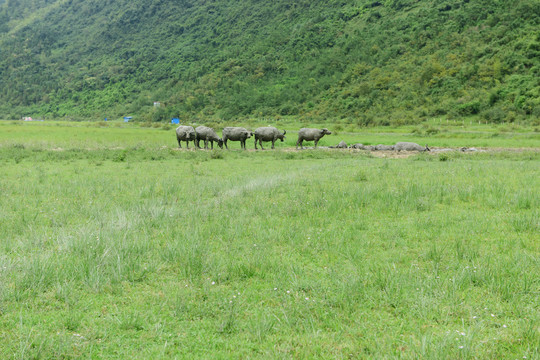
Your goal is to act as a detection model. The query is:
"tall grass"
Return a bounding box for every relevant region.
[0,129,538,357]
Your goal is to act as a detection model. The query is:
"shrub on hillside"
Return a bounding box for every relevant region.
[481,107,506,123]
[424,126,440,135]
[457,101,482,116]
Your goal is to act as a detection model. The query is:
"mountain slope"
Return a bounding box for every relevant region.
[0,0,538,123]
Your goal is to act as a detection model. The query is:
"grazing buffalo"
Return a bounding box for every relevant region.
[222,127,253,150]
[394,142,430,152]
[175,125,196,149]
[195,126,223,150]
[296,128,332,149]
[254,127,286,150]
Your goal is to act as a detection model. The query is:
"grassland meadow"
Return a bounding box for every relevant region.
[0,121,538,358]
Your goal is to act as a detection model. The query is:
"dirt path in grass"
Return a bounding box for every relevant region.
[43,146,540,159]
[254,146,540,158]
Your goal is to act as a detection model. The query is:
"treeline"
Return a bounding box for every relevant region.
[0,0,538,125]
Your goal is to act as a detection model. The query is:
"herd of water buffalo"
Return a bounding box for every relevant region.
[176,125,430,152]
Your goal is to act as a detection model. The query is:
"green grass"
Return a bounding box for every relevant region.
[0,122,538,358]
[1,120,539,150]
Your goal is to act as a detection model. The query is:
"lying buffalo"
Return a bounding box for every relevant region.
[350,143,366,149]
[254,127,286,150]
[175,125,196,149]
[395,142,430,152]
[195,126,223,150]
[296,128,332,149]
[329,141,348,149]
[222,127,253,150]
[375,144,395,151]
[336,141,348,148]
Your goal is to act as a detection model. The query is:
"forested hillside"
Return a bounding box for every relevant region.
[0,0,538,124]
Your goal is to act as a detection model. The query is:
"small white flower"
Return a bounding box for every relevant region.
[459,346,464,349]
[286,290,290,294]
[503,324,507,328]
[274,288,277,291]
[211,281,215,285]
[473,316,477,319]
[233,295,236,298]
[305,297,309,300]
[491,314,495,317]
[460,332,466,336]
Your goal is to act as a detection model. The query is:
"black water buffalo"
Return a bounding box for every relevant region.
[254,127,286,150]
[296,128,332,149]
[195,126,223,149]
[222,127,253,150]
[175,125,196,149]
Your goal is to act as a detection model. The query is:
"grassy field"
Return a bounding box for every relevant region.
[0,121,539,358]
[0,119,539,149]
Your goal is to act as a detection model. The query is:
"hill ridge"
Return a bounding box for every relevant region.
[0,0,538,124]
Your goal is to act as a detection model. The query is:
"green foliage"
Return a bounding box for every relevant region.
[0,0,539,124]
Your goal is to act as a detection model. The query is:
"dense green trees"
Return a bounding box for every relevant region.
[0,0,538,124]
